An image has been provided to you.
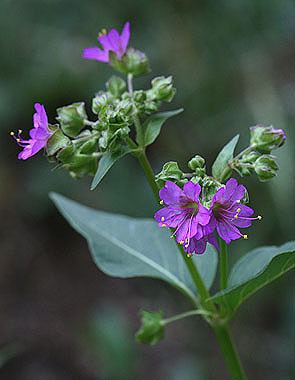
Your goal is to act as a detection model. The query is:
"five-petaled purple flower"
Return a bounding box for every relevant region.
[154,181,212,254]
[82,21,130,63]
[11,103,52,160]
[210,178,261,244]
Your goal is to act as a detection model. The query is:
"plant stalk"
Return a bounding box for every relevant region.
[213,325,248,380]
[219,238,228,289]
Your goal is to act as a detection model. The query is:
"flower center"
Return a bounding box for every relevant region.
[183,201,199,212]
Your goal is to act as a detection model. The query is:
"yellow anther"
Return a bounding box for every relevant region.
[18,129,22,133]
[99,28,107,36]
[160,200,164,205]
[236,200,241,203]
[187,253,193,258]
[237,208,241,213]
[179,240,184,245]
[161,223,166,227]
[170,235,174,239]
[16,138,21,142]
[161,216,165,222]
[10,131,14,136]
[258,215,262,220]
[185,238,189,243]
[243,234,248,240]
[234,214,239,219]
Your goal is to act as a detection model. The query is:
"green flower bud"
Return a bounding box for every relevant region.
[133,90,147,103]
[188,155,206,171]
[136,311,164,345]
[149,76,176,102]
[46,125,70,156]
[110,48,150,77]
[56,102,87,138]
[106,76,126,98]
[202,176,223,205]
[155,161,186,187]
[92,92,114,115]
[254,154,279,181]
[250,125,286,153]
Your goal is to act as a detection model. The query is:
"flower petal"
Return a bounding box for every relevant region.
[183,181,201,202]
[154,207,186,228]
[120,21,130,52]
[159,181,183,206]
[82,47,109,62]
[216,220,241,244]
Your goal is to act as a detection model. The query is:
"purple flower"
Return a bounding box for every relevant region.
[82,21,130,63]
[210,178,261,244]
[154,181,212,253]
[11,103,52,160]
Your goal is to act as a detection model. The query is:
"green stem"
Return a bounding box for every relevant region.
[163,309,211,325]
[219,238,228,289]
[137,150,160,201]
[127,73,144,146]
[213,325,248,380]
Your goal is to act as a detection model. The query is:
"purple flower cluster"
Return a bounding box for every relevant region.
[154,178,261,255]
[82,21,130,63]
[11,103,52,160]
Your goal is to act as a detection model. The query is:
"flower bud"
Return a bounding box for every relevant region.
[250,125,286,153]
[149,76,176,102]
[56,102,87,138]
[92,92,114,115]
[254,154,278,181]
[135,310,164,345]
[110,48,150,76]
[155,161,185,187]
[133,90,146,103]
[106,76,126,98]
[188,155,206,171]
[202,176,223,205]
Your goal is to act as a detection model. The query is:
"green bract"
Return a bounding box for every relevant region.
[136,311,165,345]
[56,102,88,138]
[254,154,278,181]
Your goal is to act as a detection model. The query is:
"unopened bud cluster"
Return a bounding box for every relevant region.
[44,74,175,178]
[231,124,286,182]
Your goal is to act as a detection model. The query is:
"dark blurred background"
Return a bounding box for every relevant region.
[0,0,294,379]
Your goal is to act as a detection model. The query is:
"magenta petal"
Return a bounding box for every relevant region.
[107,29,121,53]
[159,181,183,205]
[216,221,241,244]
[183,181,201,202]
[154,207,186,228]
[120,21,130,51]
[82,47,109,62]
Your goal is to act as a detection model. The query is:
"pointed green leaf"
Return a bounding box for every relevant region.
[91,148,130,190]
[50,193,218,305]
[212,134,239,181]
[142,108,183,146]
[210,242,295,316]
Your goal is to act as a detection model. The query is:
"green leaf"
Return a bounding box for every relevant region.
[210,242,295,316]
[212,134,239,181]
[91,148,130,190]
[142,109,183,146]
[50,193,218,305]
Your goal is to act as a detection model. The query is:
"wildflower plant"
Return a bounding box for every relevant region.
[12,21,294,379]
